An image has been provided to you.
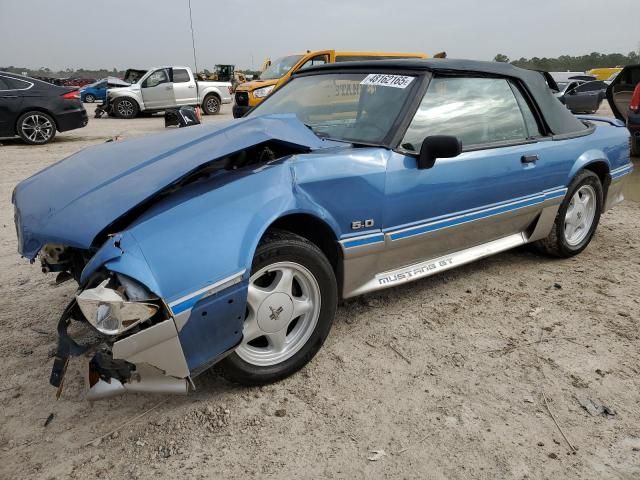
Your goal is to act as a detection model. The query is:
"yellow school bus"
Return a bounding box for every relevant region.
[232,50,428,117]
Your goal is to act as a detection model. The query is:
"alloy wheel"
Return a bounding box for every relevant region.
[205,97,220,114]
[236,262,321,366]
[20,114,54,144]
[117,100,135,117]
[564,185,596,246]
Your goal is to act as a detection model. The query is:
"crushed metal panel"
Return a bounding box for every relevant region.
[86,364,188,401]
[112,318,189,378]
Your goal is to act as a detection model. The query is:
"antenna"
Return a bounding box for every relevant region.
[187,0,201,109]
[188,0,198,73]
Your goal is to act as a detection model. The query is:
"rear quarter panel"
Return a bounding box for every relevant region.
[564,124,630,181]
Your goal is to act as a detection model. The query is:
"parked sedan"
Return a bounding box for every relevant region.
[80,77,130,103]
[12,59,632,400]
[0,72,88,144]
[558,80,608,114]
[606,64,640,155]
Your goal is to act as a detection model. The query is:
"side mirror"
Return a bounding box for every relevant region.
[417,135,462,169]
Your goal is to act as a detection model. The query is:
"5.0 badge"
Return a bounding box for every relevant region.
[351,219,374,230]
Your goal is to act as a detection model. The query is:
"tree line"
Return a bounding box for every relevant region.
[1,66,263,80]
[493,51,639,72]
[4,51,640,79]
[0,66,124,79]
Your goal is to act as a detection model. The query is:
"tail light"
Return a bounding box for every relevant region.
[631,84,640,113]
[61,90,80,100]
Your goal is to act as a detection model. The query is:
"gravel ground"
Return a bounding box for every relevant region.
[0,103,639,480]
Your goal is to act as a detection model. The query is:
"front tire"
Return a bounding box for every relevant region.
[219,230,337,385]
[534,170,603,257]
[112,97,139,119]
[16,111,56,145]
[84,94,95,103]
[202,94,221,115]
[632,136,639,157]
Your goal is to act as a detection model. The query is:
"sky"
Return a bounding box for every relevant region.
[1,0,638,71]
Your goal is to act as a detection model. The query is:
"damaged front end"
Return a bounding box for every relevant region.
[52,270,191,401]
[13,114,324,401]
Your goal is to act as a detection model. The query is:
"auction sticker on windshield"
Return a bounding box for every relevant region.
[360,74,414,89]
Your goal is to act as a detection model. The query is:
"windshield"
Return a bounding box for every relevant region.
[248,72,419,144]
[259,55,303,80]
[607,72,619,82]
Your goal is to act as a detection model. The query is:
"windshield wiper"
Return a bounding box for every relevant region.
[302,123,384,147]
[303,123,332,139]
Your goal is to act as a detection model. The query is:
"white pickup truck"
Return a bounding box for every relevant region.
[106,66,232,118]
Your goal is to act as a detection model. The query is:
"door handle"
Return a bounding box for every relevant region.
[165,86,173,90]
[521,154,538,164]
[188,85,195,89]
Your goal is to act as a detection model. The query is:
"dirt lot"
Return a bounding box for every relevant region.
[1,104,639,480]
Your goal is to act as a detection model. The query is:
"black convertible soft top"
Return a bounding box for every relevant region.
[298,58,588,136]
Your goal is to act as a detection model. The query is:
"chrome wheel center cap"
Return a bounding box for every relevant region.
[257,292,293,333]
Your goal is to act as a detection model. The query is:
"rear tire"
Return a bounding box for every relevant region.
[16,111,56,145]
[202,94,221,115]
[112,97,139,119]
[219,230,337,386]
[534,170,603,257]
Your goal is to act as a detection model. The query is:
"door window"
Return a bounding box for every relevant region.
[574,81,605,93]
[143,69,170,88]
[620,68,640,86]
[298,55,329,71]
[510,84,541,137]
[402,76,529,151]
[173,68,191,83]
[1,76,31,90]
[0,77,10,90]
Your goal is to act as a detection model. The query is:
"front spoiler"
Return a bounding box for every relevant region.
[86,363,189,401]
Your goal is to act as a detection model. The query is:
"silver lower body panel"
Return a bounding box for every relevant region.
[604,175,627,211]
[341,194,564,298]
[346,233,527,297]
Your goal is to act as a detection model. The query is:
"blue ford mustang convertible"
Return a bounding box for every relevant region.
[12,59,633,400]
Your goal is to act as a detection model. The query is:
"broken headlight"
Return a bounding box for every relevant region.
[76,278,158,335]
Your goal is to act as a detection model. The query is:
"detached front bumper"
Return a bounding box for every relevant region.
[45,232,247,400]
[51,299,190,401]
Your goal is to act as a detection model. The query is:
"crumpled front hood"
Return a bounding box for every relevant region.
[107,86,133,95]
[13,114,330,259]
